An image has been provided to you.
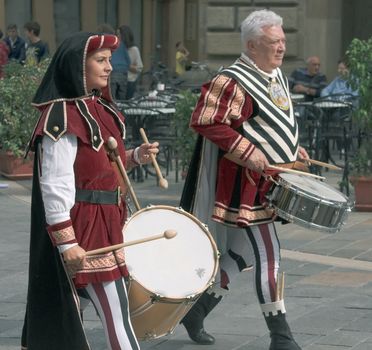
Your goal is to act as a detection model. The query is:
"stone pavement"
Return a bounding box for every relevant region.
[1,169,372,350]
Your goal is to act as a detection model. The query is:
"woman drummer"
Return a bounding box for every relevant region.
[21,32,158,350]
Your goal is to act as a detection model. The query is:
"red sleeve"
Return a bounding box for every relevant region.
[190,74,256,162]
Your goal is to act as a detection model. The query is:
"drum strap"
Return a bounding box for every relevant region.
[75,187,121,205]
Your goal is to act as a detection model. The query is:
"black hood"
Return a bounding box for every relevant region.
[32,32,118,106]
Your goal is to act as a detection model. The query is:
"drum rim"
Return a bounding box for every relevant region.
[276,173,350,204]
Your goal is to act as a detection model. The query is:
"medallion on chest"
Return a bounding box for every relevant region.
[268,78,289,111]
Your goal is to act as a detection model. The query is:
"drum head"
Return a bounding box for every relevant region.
[278,173,347,203]
[124,206,218,299]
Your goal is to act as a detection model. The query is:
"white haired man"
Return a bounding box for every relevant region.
[180,9,307,350]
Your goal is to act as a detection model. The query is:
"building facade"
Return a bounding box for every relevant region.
[0,0,371,80]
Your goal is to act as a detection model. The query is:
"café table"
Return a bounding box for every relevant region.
[312,98,354,167]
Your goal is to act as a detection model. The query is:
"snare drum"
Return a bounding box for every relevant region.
[123,205,219,340]
[266,173,352,233]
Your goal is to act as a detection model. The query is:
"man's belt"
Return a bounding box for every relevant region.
[75,187,121,205]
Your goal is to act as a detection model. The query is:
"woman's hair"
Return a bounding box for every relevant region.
[240,9,283,47]
[118,25,134,48]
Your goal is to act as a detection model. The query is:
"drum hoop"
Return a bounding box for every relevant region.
[276,174,349,205]
[124,205,219,299]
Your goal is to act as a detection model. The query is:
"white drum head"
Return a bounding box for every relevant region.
[278,173,347,202]
[124,206,217,299]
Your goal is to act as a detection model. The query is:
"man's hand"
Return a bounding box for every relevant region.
[244,148,270,173]
[297,146,309,161]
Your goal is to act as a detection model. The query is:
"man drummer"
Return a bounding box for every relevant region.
[180,9,309,349]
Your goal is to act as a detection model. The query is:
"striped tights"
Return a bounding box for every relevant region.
[219,222,280,304]
[84,278,140,350]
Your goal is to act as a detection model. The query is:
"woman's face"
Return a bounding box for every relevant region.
[85,48,112,92]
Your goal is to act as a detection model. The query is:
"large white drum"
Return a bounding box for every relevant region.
[123,205,219,340]
[266,173,352,233]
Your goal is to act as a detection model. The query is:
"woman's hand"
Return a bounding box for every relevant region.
[62,245,86,267]
[137,142,159,164]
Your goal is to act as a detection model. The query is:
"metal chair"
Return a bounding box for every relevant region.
[293,102,323,175]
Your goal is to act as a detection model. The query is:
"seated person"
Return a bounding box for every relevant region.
[320,58,358,104]
[289,56,327,101]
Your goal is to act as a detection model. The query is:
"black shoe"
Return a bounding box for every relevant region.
[265,312,301,350]
[180,291,222,345]
[182,323,215,345]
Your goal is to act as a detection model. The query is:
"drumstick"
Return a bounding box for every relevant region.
[275,272,285,301]
[307,158,342,171]
[268,165,325,180]
[107,137,141,210]
[139,128,168,189]
[280,272,285,300]
[85,229,177,256]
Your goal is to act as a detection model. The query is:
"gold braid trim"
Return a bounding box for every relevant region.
[51,226,76,245]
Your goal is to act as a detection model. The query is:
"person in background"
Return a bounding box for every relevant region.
[119,25,143,100]
[23,21,49,65]
[21,31,159,350]
[289,56,327,101]
[320,57,358,101]
[175,41,189,76]
[180,9,308,349]
[3,24,26,64]
[0,29,9,78]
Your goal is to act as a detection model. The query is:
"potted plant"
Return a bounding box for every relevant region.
[172,89,198,179]
[346,36,372,211]
[0,59,49,179]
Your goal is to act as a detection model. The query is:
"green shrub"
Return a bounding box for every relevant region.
[172,90,199,171]
[0,60,49,157]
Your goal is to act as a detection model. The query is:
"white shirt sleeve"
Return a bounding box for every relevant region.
[40,134,77,226]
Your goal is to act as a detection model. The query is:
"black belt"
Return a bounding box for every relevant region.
[75,187,121,205]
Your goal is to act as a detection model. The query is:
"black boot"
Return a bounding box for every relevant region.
[262,300,301,350]
[181,291,222,345]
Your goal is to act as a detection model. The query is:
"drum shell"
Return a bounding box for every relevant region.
[128,278,195,340]
[267,174,351,233]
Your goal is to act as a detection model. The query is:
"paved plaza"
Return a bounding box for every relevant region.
[1,168,372,350]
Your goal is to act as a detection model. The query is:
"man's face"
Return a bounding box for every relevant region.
[24,29,32,40]
[7,28,18,41]
[307,58,321,76]
[248,25,286,73]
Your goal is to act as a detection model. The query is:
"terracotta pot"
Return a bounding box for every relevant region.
[350,176,372,212]
[0,150,34,180]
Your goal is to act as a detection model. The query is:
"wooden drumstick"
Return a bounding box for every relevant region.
[107,137,141,210]
[307,158,342,171]
[275,272,285,301]
[85,229,177,256]
[139,128,168,189]
[268,165,325,180]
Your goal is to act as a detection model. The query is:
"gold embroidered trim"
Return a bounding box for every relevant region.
[213,205,274,225]
[231,137,252,159]
[51,226,76,245]
[68,249,126,277]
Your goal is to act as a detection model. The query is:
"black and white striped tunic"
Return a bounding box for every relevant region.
[222,61,299,164]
